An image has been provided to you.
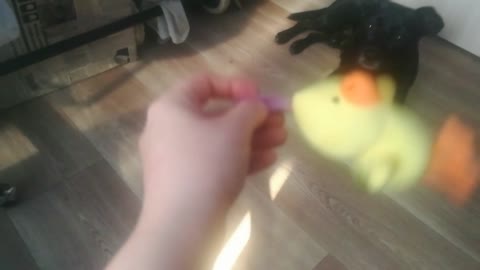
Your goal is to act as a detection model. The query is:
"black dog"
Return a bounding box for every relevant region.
[275,0,444,102]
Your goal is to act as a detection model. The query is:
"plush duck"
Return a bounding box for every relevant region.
[291,70,478,205]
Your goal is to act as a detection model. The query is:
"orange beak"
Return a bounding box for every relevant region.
[341,70,380,106]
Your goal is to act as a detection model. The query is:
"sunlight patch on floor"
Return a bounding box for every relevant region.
[212,160,294,270]
[212,212,252,270]
[269,159,294,200]
[0,125,38,171]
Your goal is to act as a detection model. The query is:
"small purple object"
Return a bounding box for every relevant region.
[260,95,291,112]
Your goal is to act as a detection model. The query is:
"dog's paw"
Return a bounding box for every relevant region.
[275,31,292,44]
[288,12,304,21]
[289,40,309,55]
[288,9,325,21]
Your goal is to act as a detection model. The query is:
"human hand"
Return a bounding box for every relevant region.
[135,74,286,268]
[139,74,287,207]
[107,75,286,270]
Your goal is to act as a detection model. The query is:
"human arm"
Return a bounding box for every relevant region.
[105,74,287,270]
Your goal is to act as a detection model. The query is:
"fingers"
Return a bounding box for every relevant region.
[227,100,269,133]
[249,150,277,174]
[250,112,286,174]
[252,113,287,149]
[165,73,259,109]
[263,112,285,127]
[230,78,258,99]
[252,127,287,149]
[165,74,227,108]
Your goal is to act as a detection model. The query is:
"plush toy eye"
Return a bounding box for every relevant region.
[332,96,340,104]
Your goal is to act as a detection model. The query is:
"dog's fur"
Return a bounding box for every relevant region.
[275,0,444,102]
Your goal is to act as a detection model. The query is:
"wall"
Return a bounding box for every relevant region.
[394,0,480,56]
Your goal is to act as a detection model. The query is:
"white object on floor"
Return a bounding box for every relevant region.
[142,0,190,44]
[0,0,20,46]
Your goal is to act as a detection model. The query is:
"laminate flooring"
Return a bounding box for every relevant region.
[0,1,479,269]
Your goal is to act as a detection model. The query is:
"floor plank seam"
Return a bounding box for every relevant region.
[5,158,108,207]
[248,181,329,256]
[1,210,42,270]
[290,174,477,268]
[389,196,480,264]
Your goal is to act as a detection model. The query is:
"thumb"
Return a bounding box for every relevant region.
[226,100,268,134]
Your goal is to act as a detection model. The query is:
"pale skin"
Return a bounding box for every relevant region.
[106,74,287,270]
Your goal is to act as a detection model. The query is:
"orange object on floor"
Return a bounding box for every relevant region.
[425,115,479,205]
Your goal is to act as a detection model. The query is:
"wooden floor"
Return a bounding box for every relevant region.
[1,1,480,269]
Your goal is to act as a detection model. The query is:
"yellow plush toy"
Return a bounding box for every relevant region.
[292,70,478,205]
